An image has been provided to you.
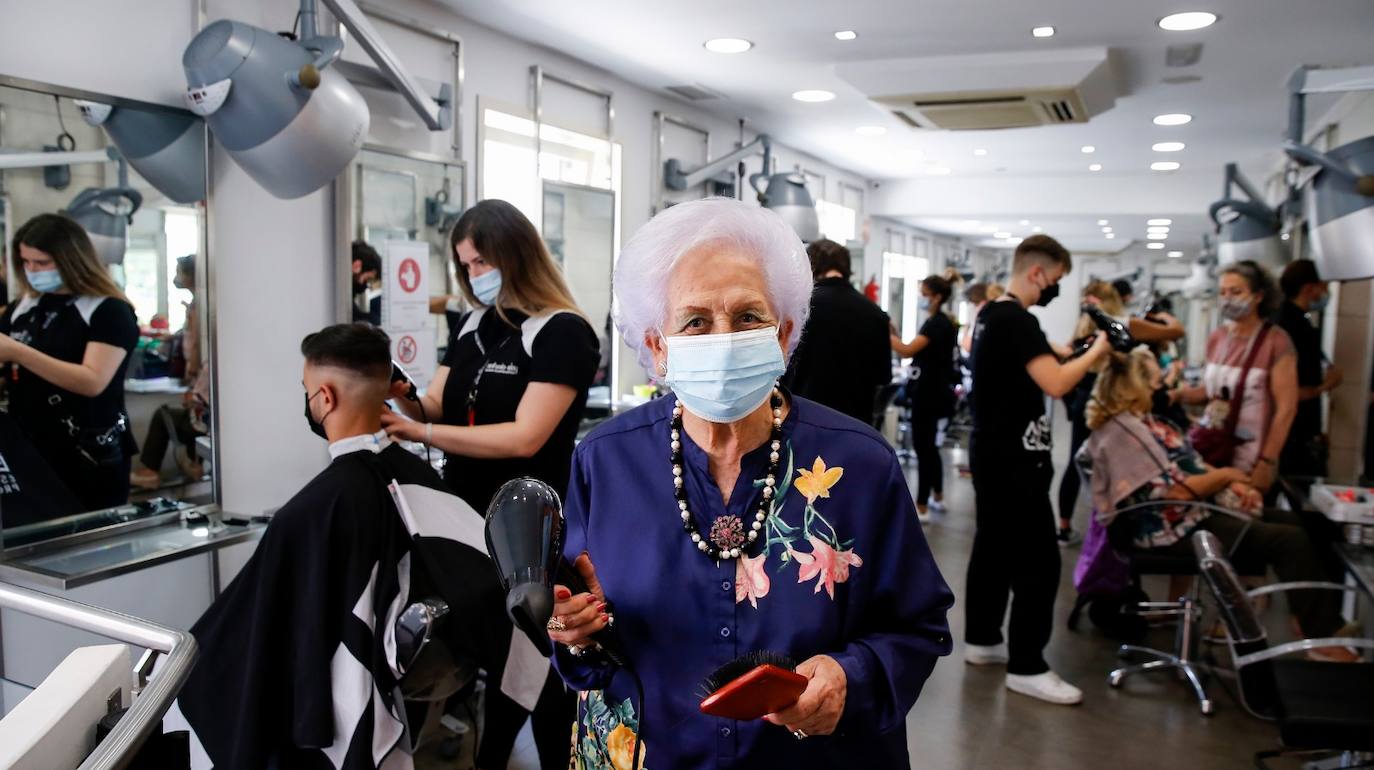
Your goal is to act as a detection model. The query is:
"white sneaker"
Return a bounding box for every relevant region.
[964,643,1009,665]
[916,508,932,524]
[928,498,947,513]
[1005,671,1083,705]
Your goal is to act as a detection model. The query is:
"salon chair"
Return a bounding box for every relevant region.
[1192,530,1374,769]
[392,598,479,756]
[872,382,902,432]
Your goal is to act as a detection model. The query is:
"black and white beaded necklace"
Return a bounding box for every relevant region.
[671,389,784,562]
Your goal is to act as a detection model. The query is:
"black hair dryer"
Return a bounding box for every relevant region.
[484,477,565,657]
[1070,304,1137,358]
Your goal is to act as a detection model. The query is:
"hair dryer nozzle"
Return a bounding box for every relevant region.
[507,582,555,657]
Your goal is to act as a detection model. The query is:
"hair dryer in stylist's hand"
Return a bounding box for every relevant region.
[484,477,624,663]
[1068,304,1136,359]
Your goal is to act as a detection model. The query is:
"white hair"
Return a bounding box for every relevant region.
[613,197,814,373]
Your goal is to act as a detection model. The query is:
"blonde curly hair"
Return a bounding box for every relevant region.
[1086,347,1156,430]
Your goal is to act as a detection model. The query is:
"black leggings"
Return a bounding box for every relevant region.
[966,453,1060,675]
[139,404,202,471]
[912,409,943,507]
[479,668,573,770]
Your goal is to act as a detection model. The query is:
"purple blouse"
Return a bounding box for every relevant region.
[552,394,953,769]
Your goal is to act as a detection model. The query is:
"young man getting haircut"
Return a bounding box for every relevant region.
[964,235,1110,705]
[181,323,546,769]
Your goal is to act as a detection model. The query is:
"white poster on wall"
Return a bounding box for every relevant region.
[390,323,438,390]
[383,240,430,331]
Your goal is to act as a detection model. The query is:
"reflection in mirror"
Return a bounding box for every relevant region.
[0,82,211,550]
[346,146,465,385]
[542,181,615,407]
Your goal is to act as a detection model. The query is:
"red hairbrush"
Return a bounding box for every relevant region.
[698,651,808,721]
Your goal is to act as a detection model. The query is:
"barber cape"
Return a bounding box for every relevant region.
[179,433,549,770]
[1085,413,1172,524]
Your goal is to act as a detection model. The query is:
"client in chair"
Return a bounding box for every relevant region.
[180,323,546,769]
[1085,347,1356,661]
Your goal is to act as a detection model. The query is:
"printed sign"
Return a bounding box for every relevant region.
[396,334,418,365]
[390,328,436,390]
[383,241,430,330]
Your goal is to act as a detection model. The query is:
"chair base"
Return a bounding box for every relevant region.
[1254,747,1374,770]
[1109,643,1214,716]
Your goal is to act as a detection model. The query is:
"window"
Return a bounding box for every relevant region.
[120,207,198,330]
[481,107,619,223]
[881,250,931,347]
[815,199,857,244]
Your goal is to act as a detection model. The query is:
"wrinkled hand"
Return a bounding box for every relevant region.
[1229,482,1264,511]
[380,410,425,442]
[763,655,847,736]
[1219,467,1251,486]
[548,553,610,650]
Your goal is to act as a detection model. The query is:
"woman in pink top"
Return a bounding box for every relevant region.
[1178,260,1298,493]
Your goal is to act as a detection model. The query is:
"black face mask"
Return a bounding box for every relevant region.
[304,389,330,439]
[1035,280,1061,307]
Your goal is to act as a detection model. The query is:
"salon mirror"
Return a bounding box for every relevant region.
[0,78,213,551]
[341,145,465,388]
[542,181,615,403]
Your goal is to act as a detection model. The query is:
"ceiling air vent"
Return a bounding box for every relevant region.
[837,47,1118,131]
[1166,43,1203,68]
[665,83,722,101]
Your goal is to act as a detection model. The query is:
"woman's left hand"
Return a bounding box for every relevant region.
[0,334,23,364]
[1250,459,1275,493]
[763,655,847,736]
[380,409,425,442]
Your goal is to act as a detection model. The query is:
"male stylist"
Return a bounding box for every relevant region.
[964,235,1109,705]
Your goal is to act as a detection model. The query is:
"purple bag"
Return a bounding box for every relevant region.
[1073,514,1131,598]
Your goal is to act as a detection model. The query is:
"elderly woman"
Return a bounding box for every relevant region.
[546,198,953,768]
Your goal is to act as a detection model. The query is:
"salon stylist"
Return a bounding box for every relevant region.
[382,198,598,770]
[0,214,139,510]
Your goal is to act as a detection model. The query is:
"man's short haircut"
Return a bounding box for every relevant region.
[1112,279,1134,300]
[1280,259,1322,299]
[966,282,988,304]
[352,240,382,274]
[1013,234,1072,275]
[806,238,851,280]
[301,323,392,381]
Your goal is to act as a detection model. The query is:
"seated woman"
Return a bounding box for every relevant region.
[545,198,954,768]
[1085,348,1354,660]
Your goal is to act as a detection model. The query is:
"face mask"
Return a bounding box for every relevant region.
[664,327,785,423]
[470,269,502,305]
[1035,278,1060,307]
[1159,353,1174,369]
[918,295,931,312]
[26,269,63,293]
[1219,296,1252,321]
[1308,293,1329,313]
[304,388,331,440]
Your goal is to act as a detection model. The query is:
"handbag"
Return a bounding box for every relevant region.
[1188,323,1270,468]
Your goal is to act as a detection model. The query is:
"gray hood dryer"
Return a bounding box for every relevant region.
[1209,162,1285,270]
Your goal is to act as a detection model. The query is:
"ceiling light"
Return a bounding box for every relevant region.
[1147,218,1173,226]
[1105,233,1116,239]
[973,148,988,156]
[1102,226,1113,232]
[704,38,753,53]
[855,125,887,136]
[1088,163,1102,171]
[1167,251,1183,258]
[833,30,858,41]
[1098,219,1109,225]
[1032,225,1043,233]
[925,165,952,175]
[979,225,998,233]
[1147,242,1165,249]
[792,89,836,103]
[1032,26,1055,38]
[1158,12,1218,31]
[1281,233,1291,241]
[1019,219,1030,225]
[1152,141,1186,152]
[1147,226,1170,233]
[1151,161,1182,171]
[994,231,1011,239]
[1149,234,1167,241]
[1153,113,1193,126]
[1081,145,1096,153]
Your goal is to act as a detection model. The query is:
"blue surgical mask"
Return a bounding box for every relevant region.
[1308,293,1329,313]
[470,268,502,305]
[918,296,931,312]
[26,268,63,293]
[664,327,785,423]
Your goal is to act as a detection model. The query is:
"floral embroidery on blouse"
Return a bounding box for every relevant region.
[734,449,863,606]
[573,690,647,770]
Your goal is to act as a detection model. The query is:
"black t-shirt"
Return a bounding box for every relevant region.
[441,306,599,511]
[910,312,957,404]
[969,299,1054,459]
[1275,301,1322,443]
[782,277,893,425]
[0,293,139,462]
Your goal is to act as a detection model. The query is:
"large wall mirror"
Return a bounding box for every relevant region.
[0,77,213,551]
[543,180,616,402]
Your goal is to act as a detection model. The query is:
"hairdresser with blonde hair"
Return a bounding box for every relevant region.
[0,213,140,510]
[383,198,599,769]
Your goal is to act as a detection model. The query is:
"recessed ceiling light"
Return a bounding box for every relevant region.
[1151,161,1182,171]
[1081,145,1096,154]
[1158,11,1218,31]
[1088,163,1102,171]
[926,165,952,176]
[1167,251,1183,258]
[834,30,858,41]
[1098,219,1109,225]
[1102,225,1113,231]
[1149,234,1168,241]
[1148,242,1166,249]
[1152,141,1186,152]
[1105,233,1116,239]
[1281,233,1291,241]
[1153,113,1193,126]
[1032,226,1043,233]
[792,89,836,103]
[994,231,1011,239]
[1019,219,1030,226]
[1032,26,1055,38]
[855,125,887,136]
[1147,226,1170,234]
[1147,218,1173,226]
[973,148,988,156]
[704,38,753,53]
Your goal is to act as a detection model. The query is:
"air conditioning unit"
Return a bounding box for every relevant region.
[837,47,1118,131]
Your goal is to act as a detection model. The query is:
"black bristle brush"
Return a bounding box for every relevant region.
[698,650,808,721]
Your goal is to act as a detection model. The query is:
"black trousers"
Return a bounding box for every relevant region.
[966,451,1059,675]
[1055,412,1092,526]
[912,409,943,506]
[478,668,573,770]
[139,404,203,471]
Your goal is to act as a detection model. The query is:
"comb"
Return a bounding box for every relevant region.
[698,651,807,721]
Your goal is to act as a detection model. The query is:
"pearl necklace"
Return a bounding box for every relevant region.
[671,390,785,561]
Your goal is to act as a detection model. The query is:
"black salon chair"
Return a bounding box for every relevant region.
[1192,530,1374,769]
[392,598,480,756]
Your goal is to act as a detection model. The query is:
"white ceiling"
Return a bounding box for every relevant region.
[436,0,1374,256]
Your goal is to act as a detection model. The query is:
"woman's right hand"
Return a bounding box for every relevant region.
[1219,467,1251,486]
[548,552,611,651]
